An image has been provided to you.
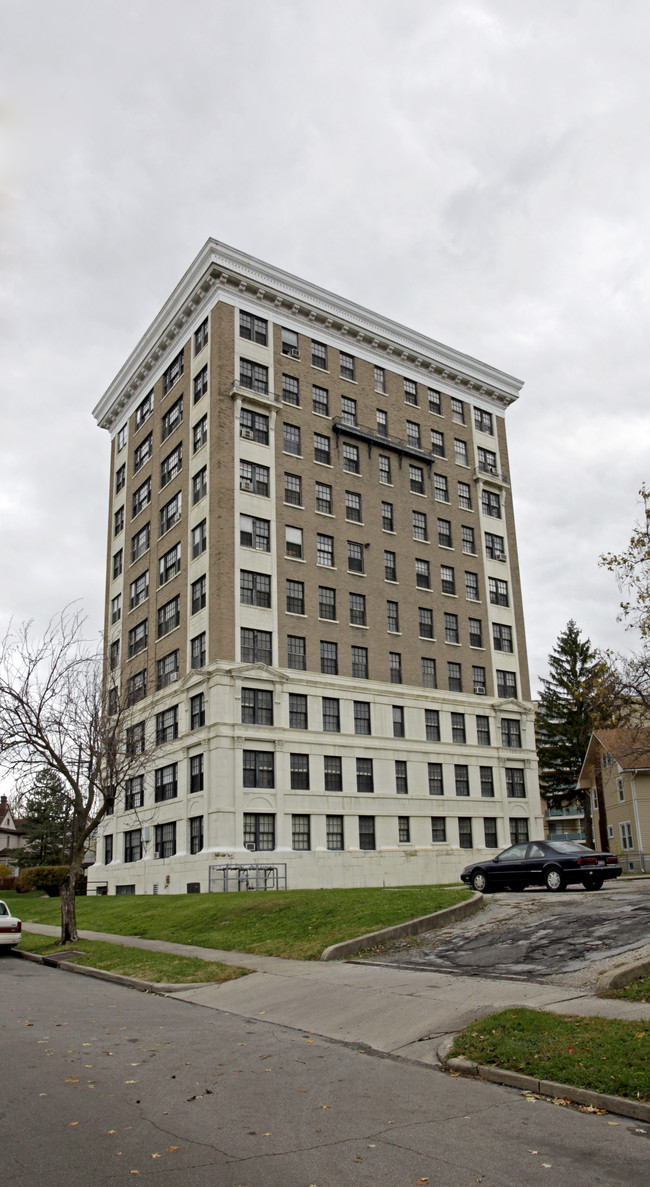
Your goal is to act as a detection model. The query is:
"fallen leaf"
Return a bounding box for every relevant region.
[130,1172,140,1176]
[108,1130,117,1135]
[607,1122,620,1126]
[321,1105,330,1110]
[262,1132,272,1136]
[68,1122,79,1127]
[124,1081,137,1085]
[542,1165,551,1169]
[151,1154,161,1159]
[166,1146,180,1152]
[65,1077,79,1084]
[416,1179,429,1185]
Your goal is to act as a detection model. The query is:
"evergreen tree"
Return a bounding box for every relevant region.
[14,769,71,869]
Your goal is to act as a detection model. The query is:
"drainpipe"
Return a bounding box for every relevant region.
[630,771,645,873]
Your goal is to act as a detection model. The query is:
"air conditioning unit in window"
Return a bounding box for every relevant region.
[285,347,299,358]
[241,428,254,440]
[475,687,486,695]
[240,479,253,491]
[495,553,506,562]
[245,842,256,852]
[154,849,162,859]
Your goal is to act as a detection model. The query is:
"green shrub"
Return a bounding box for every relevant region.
[18,866,69,896]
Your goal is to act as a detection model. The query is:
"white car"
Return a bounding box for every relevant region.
[0,900,22,949]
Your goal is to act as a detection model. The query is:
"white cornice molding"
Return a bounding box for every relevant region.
[93,239,524,433]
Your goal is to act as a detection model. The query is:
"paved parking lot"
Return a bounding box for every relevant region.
[367,881,650,986]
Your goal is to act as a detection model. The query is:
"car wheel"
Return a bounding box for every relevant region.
[471,870,489,893]
[544,867,565,892]
[582,874,604,891]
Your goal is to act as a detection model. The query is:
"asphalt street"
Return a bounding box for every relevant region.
[1,956,649,1186]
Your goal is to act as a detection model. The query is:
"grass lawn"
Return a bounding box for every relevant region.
[16,932,250,985]
[2,884,470,960]
[450,1008,650,1102]
[601,974,650,1004]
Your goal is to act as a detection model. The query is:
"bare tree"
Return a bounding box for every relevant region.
[0,607,146,943]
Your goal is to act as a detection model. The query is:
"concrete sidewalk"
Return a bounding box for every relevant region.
[21,922,650,1067]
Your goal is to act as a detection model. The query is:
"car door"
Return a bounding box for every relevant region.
[524,842,547,886]
[491,843,529,888]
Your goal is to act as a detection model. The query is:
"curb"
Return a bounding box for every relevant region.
[598,957,650,993]
[12,948,211,996]
[320,891,483,961]
[437,1040,650,1123]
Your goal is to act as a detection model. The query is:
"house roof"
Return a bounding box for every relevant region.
[577,727,650,786]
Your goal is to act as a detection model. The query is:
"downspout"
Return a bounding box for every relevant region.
[629,771,645,872]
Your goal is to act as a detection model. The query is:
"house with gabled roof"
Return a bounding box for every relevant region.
[0,794,27,869]
[576,728,650,872]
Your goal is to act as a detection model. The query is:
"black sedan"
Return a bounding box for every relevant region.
[460,840,622,893]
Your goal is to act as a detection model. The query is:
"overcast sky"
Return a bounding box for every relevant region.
[1,0,649,691]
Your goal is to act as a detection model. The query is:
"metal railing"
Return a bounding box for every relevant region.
[208,863,288,892]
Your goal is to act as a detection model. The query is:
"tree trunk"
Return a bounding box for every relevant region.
[59,859,81,943]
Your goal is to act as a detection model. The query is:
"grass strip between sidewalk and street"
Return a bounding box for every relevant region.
[17,931,251,985]
[2,884,470,960]
[450,1007,650,1102]
[601,974,650,1004]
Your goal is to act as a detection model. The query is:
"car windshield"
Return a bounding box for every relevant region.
[0,902,7,915]
[548,841,593,854]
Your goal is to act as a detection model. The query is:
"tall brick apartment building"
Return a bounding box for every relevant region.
[91,240,542,894]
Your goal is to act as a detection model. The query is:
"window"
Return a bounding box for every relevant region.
[190,816,204,855]
[191,632,206,669]
[416,558,430,589]
[324,755,343,789]
[501,719,522,748]
[438,519,452,549]
[430,430,445,458]
[312,385,329,416]
[314,433,331,465]
[392,705,405,738]
[473,666,487,695]
[322,697,340,732]
[422,657,437,688]
[127,670,146,704]
[240,408,269,444]
[395,761,408,795]
[510,818,529,845]
[356,758,374,793]
[354,701,371,734]
[239,460,269,496]
[161,396,183,442]
[474,407,493,434]
[462,527,476,555]
[318,586,336,619]
[110,593,121,624]
[193,416,208,452]
[156,649,179,689]
[454,439,468,466]
[129,571,149,609]
[162,351,184,395]
[243,751,275,789]
[114,506,124,536]
[506,768,526,798]
[351,646,368,679]
[419,607,434,639]
[156,705,178,745]
[286,579,305,614]
[409,465,424,494]
[345,491,362,522]
[349,592,367,625]
[389,652,402,683]
[493,623,513,653]
[285,526,304,559]
[160,492,182,536]
[441,566,456,595]
[326,815,344,849]
[243,812,276,850]
[312,340,328,370]
[281,327,299,357]
[135,390,153,429]
[160,443,182,488]
[116,424,127,452]
[190,754,204,793]
[124,773,143,811]
[485,532,505,560]
[340,351,355,381]
[112,549,123,579]
[104,835,114,867]
[413,511,428,541]
[406,420,421,449]
[154,821,176,859]
[341,396,357,426]
[478,447,498,475]
[315,482,332,514]
[239,359,268,394]
[289,693,308,729]
[428,387,442,415]
[242,688,274,726]
[132,478,151,518]
[386,600,399,633]
[396,816,410,845]
[124,829,142,863]
[287,635,306,670]
[192,467,207,505]
[194,365,208,404]
[480,769,495,799]
[620,821,634,850]
[431,816,446,842]
[347,541,364,573]
[240,515,268,551]
[458,481,472,510]
[190,693,205,730]
[465,571,479,601]
[320,640,338,674]
[359,816,375,849]
[191,575,206,613]
[468,618,483,648]
[476,715,491,745]
[155,763,178,802]
[292,814,310,850]
[115,464,126,493]
[428,763,444,796]
[240,570,270,608]
[458,817,473,848]
[193,315,208,353]
[482,490,501,519]
[343,443,360,474]
[376,409,388,437]
[448,661,462,692]
[128,620,148,656]
[317,533,334,567]
[374,366,386,393]
[434,474,449,502]
[284,472,302,506]
[379,455,392,484]
[159,543,181,585]
[404,377,418,405]
[239,311,267,345]
[110,639,120,669]
[282,374,300,405]
[425,709,440,741]
[497,670,517,698]
[489,577,509,606]
[283,423,301,456]
[451,712,466,743]
[384,550,397,581]
[451,397,465,424]
[381,501,394,532]
[617,777,625,803]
